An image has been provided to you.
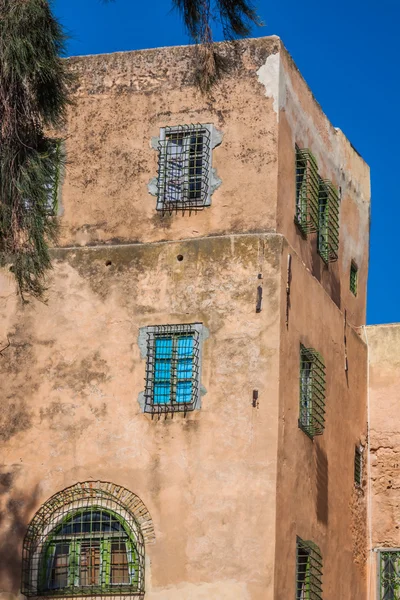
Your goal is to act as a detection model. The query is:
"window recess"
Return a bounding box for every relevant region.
[36,508,142,596]
[317,178,340,263]
[143,323,203,415]
[350,261,358,296]
[157,124,212,213]
[294,146,319,235]
[296,537,323,600]
[380,551,400,599]
[299,345,326,439]
[354,445,363,487]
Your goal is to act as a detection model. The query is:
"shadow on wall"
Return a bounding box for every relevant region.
[0,467,39,593]
[310,245,341,311]
[315,444,328,525]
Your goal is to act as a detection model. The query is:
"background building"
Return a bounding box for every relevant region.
[0,35,390,600]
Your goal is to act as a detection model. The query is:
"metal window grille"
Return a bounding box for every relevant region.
[144,324,201,415]
[22,490,145,598]
[350,261,358,296]
[296,538,323,600]
[294,146,319,235]
[44,139,62,215]
[22,139,62,216]
[354,446,363,487]
[317,178,340,263]
[157,124,211,213]
[299,345,326,439]
[380,551,400,599]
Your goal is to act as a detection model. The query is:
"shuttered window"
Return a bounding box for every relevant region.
[295,146,319,235]
[350,261,358,296]
[296,537,323,600]
[299,345,326,438]
[317,179,340,263]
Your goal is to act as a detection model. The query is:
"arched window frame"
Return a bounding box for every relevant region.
[22,481,155,598]
[38,507,140,593]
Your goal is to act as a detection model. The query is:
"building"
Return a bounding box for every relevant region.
[365,324,400,599]
[1,34,396,600]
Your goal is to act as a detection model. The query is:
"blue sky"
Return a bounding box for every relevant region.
[53,0,397,325]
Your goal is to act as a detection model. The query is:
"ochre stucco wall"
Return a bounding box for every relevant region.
[367,324,400,598]
[274,241,368,600]
[59,38,280,248]
[0,234,281,600]
[276,47,370,326]
[0,35,372,600]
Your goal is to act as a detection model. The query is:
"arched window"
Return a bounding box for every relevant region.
[22,481,155,598]
[40,508,138,593]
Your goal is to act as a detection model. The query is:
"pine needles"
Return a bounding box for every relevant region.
[172,0,261,90]
[0,0,70,299]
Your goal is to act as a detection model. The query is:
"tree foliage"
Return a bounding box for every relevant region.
[0,0,258,297]
[173,0,261,89]
[0,0,70,298]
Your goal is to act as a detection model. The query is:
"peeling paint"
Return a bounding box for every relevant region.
[256,53,283,119]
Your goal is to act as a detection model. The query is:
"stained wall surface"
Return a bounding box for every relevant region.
[367,324,400,597]
[273,241,368,600]
[0,34,372,600]
[274,47,370,326]
[0,234,281,600]
[59,37,281,248]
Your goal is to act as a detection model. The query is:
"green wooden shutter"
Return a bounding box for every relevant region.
[101,539,111,586]
[69,540,80,587]
[299,345,326,438]
[296,538,323,600]
[295,147,319,235]
[318,179,340,263]
[40,542,56,591]
[350,261,358,295]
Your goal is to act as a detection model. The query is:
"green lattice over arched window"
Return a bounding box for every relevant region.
[39,508,139,595]
[21,481,154,599]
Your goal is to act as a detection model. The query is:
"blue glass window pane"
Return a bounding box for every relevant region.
[177,336,193,358]
[176,381,192,403]
[155,337,173,358]
[176,358,193,379]
[154,383,171,404]
[110,519,124,532]
[154,360,171,381]
[56,510,125,535]
[58,522,72,535]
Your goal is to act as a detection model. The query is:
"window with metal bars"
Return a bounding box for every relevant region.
[317,178,340,263]
[296,538,323,600]
[144,323,202,414]
[22,139,62,216]
[299,345,326,439]
[44,139,62,215]
[157,124,212,213]
[354,445,363,487]
[38,508,140,595]
[350,261,358,296]
[380,551,400,599]
[294,146,319,235]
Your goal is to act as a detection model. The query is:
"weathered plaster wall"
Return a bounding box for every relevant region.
[0,35,371,599]
[58,36,369,323]
[266,46,370,325]
[367,323,400,595]
[58,38,280,248]
[0,233,282,600]
[274,241,368,599]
